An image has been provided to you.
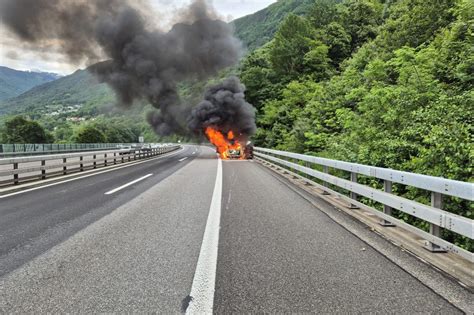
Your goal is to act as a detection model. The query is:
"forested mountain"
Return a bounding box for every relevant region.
[0,68,113,116]
[0,66,60,101]
[0,67,157,143]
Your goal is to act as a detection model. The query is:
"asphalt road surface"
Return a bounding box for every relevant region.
[0,145,464,313]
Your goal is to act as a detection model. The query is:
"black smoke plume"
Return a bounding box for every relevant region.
[0,0,245,136]
[188,76,256,139]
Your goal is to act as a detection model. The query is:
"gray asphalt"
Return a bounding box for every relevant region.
[0,145,217,312]
[0,146,464,313]
[215,161,461,313]
[0,145,197,276]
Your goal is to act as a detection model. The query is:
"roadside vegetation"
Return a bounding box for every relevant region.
[0,115,151,144]
[238,0,473,250]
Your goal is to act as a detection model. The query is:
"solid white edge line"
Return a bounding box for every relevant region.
[179,157,188,162]
[186,158,222,314]
[104,173,153,195]
[0,147,186,199]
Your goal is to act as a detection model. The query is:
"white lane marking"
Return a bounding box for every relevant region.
[104,174,153,195]
[179,157,188,162]
[0,147,186,199]
[187,158,222,314]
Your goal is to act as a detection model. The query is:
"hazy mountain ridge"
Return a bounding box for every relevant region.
[0,66,61,101]
[0,68,113,116]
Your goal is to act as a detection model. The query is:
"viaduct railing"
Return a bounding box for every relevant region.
[0,144,181,187]
[0,143,145,157]
[254,147,473,262]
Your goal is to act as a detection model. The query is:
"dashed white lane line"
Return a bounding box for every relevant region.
[104,174,153,195]
[186,158,222,314]
[179,157,189,162]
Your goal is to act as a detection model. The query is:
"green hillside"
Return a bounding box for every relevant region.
[0,66,60,101]
[0,68,114,116]
[232,0,329,51]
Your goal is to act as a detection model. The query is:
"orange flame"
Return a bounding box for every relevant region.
[205,127,242,159]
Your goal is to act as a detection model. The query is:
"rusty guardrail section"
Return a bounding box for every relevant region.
[255,147,474,262]
[0,144,181,187]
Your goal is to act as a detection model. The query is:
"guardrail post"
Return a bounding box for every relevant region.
[79,156,84,172]
[424,192,447,253]
[62,158,67,175]
[104,153,108,166]
[113,152,117,165]
[349,172,359,209]
[322,166,330,195]
[13,162,19,185]
[41,160,46,179]
[380,180,395,226]
[93,155,97,169]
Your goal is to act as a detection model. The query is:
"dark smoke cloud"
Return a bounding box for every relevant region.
[188,76,256,138]
[0,0,245,136]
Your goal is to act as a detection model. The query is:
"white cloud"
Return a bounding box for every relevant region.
[212,0,276,21]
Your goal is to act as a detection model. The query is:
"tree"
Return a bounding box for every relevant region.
[307,0,340,29]
[239,44,280,111]
[53,123,74,143]
[74,125,106,143]
[303,41,332,80]
[1,116,54,144]
[378,0,456,50]
[322,22,352,67]
[340,0,384,51]
[269,14,316,78]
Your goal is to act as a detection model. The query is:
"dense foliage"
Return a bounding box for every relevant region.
[0,116,53,143]
[239,0,473,250]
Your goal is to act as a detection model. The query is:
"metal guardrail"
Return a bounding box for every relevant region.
[0,144,181,187]
[0,143,152,157]
[255,147,474,261]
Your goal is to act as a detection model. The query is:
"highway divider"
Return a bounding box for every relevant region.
[0,144,181,187]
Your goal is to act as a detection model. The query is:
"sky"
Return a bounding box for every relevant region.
[0,0,276,75]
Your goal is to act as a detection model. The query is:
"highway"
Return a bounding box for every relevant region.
[0,145,465,313]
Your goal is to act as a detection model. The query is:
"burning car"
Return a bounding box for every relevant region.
[206,127,253,160]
